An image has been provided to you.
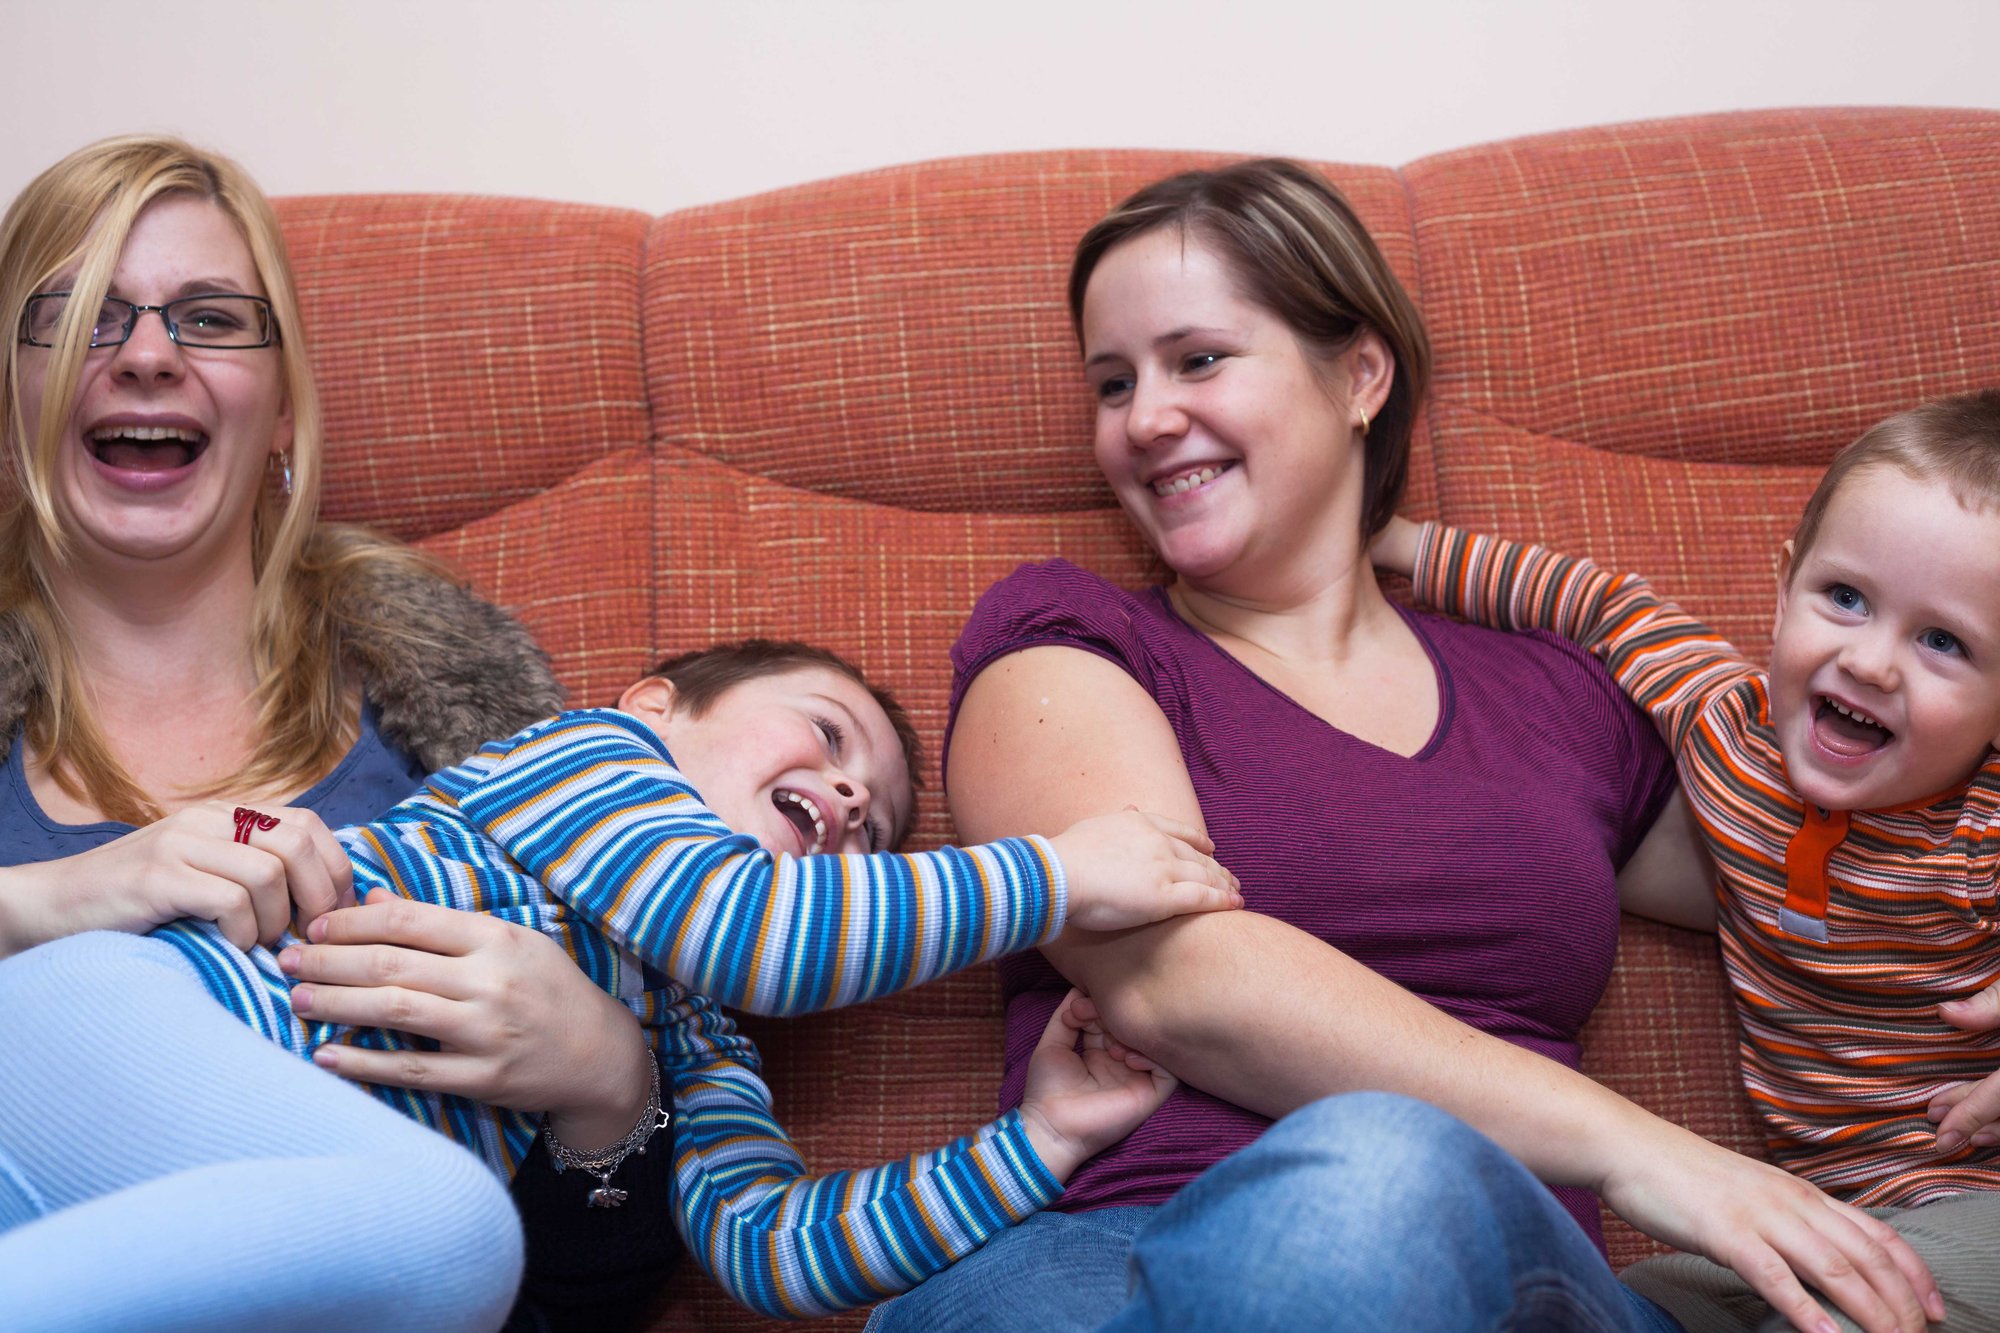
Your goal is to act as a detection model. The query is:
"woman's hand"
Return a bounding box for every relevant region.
[1017,989,1175,1182]
[281,890,654,1149]
[0,801,351,960]
[1600,1123,1944,1333]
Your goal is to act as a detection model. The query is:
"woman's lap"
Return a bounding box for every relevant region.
[1627,1191,2000,1333]
[869,1091,1680,1333]
[0,930,523,1332]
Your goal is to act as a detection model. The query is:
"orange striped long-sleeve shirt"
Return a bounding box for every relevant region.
[1414,522,2000,1206]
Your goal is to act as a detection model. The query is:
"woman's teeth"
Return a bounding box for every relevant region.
[774,788,827,853]
[88,425,207,471]
[1152,466,1222,496]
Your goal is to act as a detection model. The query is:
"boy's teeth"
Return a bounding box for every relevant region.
[1153,466,1221,496]
[776,788,827,853]
[1826,698,1882,728]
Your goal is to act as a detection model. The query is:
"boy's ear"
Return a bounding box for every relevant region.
[1772,539,1797,640]
[619,676,679,730]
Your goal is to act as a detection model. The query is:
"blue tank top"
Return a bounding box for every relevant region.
[0,704,430,865]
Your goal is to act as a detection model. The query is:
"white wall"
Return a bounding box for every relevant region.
[4,0,1997,213]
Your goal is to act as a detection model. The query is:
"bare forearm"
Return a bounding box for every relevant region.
[1055,909,1660,1192]
[0,861,76,960]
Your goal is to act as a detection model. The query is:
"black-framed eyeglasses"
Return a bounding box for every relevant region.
[18,292,280,350]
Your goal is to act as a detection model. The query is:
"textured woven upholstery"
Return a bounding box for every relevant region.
[275,107,2000,1328]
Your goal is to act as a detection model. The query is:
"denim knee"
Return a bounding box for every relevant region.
[1112,1093,1645,1333]
[1215,1090,1510,1244]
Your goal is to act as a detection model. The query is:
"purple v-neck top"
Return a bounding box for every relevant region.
[946,560,1676,1251]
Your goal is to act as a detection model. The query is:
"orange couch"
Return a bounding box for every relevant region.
[275,106,2000,1328]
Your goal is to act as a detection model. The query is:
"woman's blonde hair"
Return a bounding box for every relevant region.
[0,134,435,822]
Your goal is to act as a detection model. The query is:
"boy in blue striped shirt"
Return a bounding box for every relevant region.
[158,639,1240,1318]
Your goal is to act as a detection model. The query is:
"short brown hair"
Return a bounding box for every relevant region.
[646,639,924,846]
[1790,389,2000,574]
[1068,158,1432,538]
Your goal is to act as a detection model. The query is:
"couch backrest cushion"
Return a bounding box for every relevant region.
[276,195,651,543]
[641,151,1428,516]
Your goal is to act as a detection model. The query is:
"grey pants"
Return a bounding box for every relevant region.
[1622,1191,2000,1332]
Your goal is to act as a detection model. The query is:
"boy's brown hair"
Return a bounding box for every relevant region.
[1791,388,2000,572]
[646,639,924,846]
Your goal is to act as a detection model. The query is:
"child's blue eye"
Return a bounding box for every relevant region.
[1921,628,1963,656]
[1826,584,1865,612]
[812,715,845,753]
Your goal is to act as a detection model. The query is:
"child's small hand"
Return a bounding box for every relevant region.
[1049,809,1240,932]
[1369,514,1423,578]
[1926,1070,2000,1153]
[1018,989,1175,1182]
[1929,988,2000,1151]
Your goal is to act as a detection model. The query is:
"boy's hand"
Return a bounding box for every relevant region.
[1929,988,2000,1151]
[1369,514,1423,578]
[1019,989,1175,1181]
[1049,809,1240,932]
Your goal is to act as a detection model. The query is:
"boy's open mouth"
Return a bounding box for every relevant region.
[772,787,826,854]
[89,425,208,472]
[1813,694,1893,757]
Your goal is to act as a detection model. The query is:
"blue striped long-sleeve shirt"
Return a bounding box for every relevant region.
[154,707,1069,1317]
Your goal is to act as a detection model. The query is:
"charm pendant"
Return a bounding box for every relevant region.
[587,1184,628,1208]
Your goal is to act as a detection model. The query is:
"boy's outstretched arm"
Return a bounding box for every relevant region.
[667,989,1169,1318]
[460,711,1233,1018]
[1386,518,1753,752]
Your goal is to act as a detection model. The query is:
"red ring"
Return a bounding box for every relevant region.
[232,806,281,845]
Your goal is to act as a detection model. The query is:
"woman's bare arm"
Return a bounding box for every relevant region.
[950,644,1939,1333]
[1616,789,1718,932]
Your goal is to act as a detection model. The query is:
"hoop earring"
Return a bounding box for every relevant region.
[1357,408,1371,439]
[268,451,294,498]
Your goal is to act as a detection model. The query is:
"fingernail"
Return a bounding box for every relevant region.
[277,946,300,973]
[1974,1129,1998,1146]
[307,917,327,942]
[291,984,315,1014]
[311,1046,338,1071]
[1926,1105,1946,1122]
[1930,1292,1949,1320]
[1937,1129,1965,1154]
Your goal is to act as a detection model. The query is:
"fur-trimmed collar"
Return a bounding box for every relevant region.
[0,562,564,775]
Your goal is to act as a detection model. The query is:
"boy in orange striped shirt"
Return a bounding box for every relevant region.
[1375,389,2000,1332]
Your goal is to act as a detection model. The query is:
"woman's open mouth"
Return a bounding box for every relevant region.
[772,787,827,854]
[1812,694,1893,759]
[1150,462,1234,497]
[88,424,209,473]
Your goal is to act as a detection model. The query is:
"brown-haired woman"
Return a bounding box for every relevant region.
[0,136,669,1329]
[869,160,1941,1333]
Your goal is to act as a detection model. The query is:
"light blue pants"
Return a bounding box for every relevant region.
[0,930,524,1332]
[867,1091,1683,1332]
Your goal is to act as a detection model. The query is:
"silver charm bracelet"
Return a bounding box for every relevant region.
[541,1058,671,1208]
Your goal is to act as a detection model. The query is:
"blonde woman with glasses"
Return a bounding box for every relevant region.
[0,137,668,1331]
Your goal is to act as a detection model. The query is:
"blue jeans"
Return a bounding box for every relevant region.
[867,1092,1682,1332]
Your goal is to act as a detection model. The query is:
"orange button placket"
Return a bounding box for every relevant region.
[1779,804,1849,942]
